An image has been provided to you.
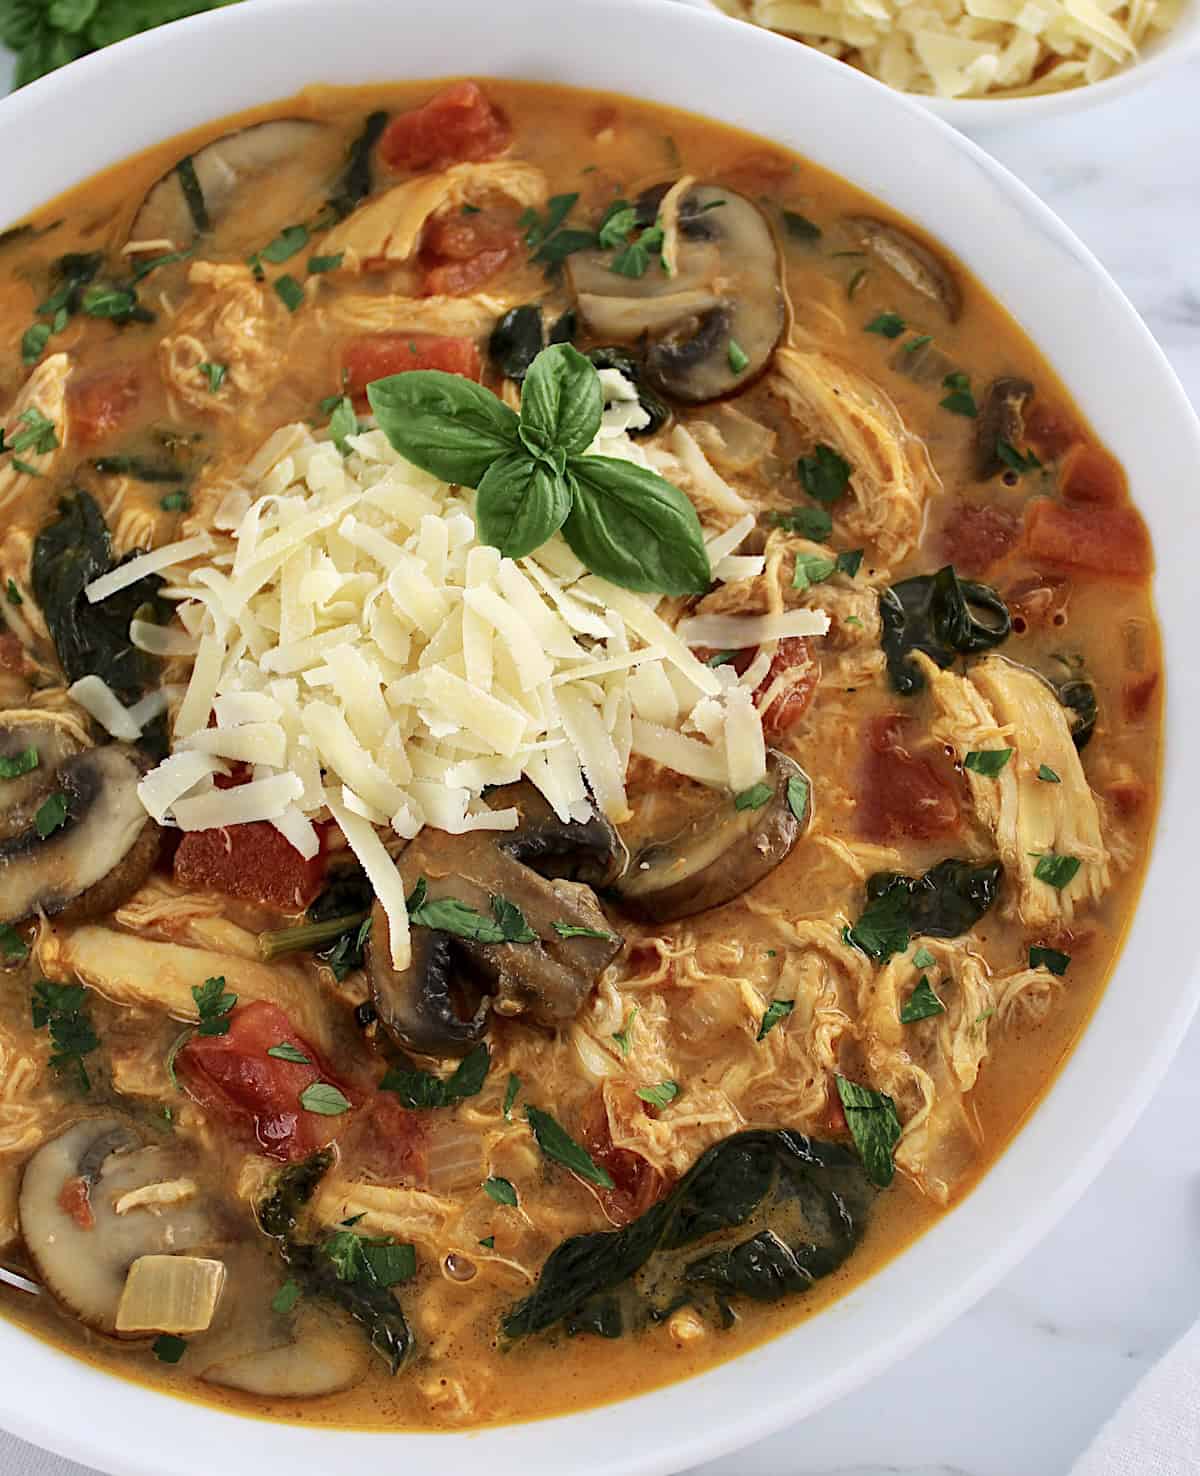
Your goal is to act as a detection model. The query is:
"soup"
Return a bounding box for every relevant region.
[0,78,1159,1430]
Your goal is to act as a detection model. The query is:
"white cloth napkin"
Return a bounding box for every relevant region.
[1071,1319,1200,1476]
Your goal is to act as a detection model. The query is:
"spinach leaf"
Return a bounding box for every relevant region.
[381,1041,491,1109]
[846,859,1004,962]
[1030,945,1071,975]
[31,491,171,704]
[797,444,851,504]
[835,1077,902,1187]
[503,1129,873,1341]
[770,504,833,541]
[879,564,1011,696]
[258,1154,412,1373]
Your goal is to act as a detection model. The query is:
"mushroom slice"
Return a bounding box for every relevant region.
[128,120,340,251]
[569,184,785,405]
[975,377,1034,481]
[616,751,810,922]
[0,742,158,926]
[19,1118,218,1335]
[202,1308,370,1397]
[0,712,86,840]
[488,781,628,888]
[367,811,623,1058]
[843,216,962,323]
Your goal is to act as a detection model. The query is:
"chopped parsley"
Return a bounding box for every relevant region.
[793,553,837,592]
[786,774,810,822]
[152,1335,187,1365]
[912,946,936,969]
[997,439,1042,475]
[596,199,637,250]
[0,746,38,780]
[32,980,98,1091]
[612,1007,638,1058]
[797,443,851,505]
[483,1176,518,1207]
[899,976,945,1024]
[734,782,774,811]
[258,225,309,265]
[503,1072,521,1119]
[611,224,665,279]
[34,792,68,837]
[865,312,906,339]
[1030,945,1071,976]
[0,923,28,962]
[728,338,750,375]
[552,921,616,940]
[266,1042,311,1065]
[835,1076,901,1187]
[274,275,305,312]
[964,748,1014,777]
[757,998,794,1041]
[1037,764,1061,783]
[5,579,21,606]
[770,504,833,541]
[939,371,978,418]
[525,1104,613,1189]
[322,1229,415,1287]
[782,210,821,243]
[381,1041,490,1110]
[636,1080,680,1110]
[837,548,865,577]
[307,253,345,274]
[271,1279,301,1315]
[299,1081,352,1116]
[159,489,190,512]
[406,880,537,944]
[198,361,226,394]
[1032,852,1081,889]
[192,976,237,1038]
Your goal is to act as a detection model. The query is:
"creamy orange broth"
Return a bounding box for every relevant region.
[0,80,1159,1429]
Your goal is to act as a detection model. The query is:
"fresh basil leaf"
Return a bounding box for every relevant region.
[786,774,810,823]
[835,1076,901,1187]
[797,443,851,504]
[368,370,521,487]
[327,395,359,456]
[0,746,38,780]
[503,1072,521,1119]
[519,343,603,457]
[865,312,906,339]
[636,1080,679,1110]
[552,921,616,940]
[299,1081,352,1116]
[484,1176,518,1207]
[899,976,945,1023]
[267,1042,311,1065]
[526,1105,613,1188]
[1037,764,1061,783]
[964,748,1013,777]
[271,1278,301,1314]
[757,999,794,1041]
[565,456,711,596]
[1030,945,1071,976]
[35,792,68,838]
[474,451,572,558]
[734,783,774,812]
[1032,852,1081,889]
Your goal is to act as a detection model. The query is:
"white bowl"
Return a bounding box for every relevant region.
[2,2,1198,1473]
[670,0,1200,128]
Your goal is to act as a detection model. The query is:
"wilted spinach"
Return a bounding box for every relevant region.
[846,858,1004,962]
[258,1150,412,1373]
[31,491,171,709]
[502,1129,872,1341]
[879,564,1011,695]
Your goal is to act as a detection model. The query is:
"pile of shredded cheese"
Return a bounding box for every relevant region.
[74,372,827,968]
[715,0,1180,97]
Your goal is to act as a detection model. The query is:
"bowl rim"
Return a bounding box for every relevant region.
[675,0,1200,126]
[0,2,1198,1473]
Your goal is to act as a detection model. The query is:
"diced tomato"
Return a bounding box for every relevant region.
[0,633,23,673]
[174,820,326,912]
[57,1176,94,1230]
[1061,444,1124,505]
[755,636,819,736]
[67,364,141,447]
[422,244,517,297]
[419,211,521,296]
[1105,777,1148,818]
[343,1092,427,1184]
[340,333,482,409]
[1024,403,1080,461]
[859,713,960,843]
[1024,499,1152,577]
[1123,671,1159,722]
[178,1001,353,1162]
[581,1093,669,1227]
[379,81,511,172]
[937,500,1020,575]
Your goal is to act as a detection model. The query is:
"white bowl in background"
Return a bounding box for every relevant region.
[670,0,1200,128]
[1,2,1198,1473]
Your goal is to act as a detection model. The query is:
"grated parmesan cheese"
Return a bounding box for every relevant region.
[132,377,830,959]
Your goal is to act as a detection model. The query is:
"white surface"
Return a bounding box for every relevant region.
[1073,1318,1200,1476]
[0,11,1196,1476]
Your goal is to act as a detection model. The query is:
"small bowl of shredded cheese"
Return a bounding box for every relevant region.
[685,0,1198,120]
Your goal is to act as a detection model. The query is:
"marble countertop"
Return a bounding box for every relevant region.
[0,36,1197,1476]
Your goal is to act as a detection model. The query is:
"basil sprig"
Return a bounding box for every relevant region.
[367,345,711,596]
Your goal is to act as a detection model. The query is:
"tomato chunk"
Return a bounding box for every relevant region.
[57,1176,94,1231]
[174,820,325,912]
[1061,444,1125,505]
[380,81,511,172]
[67,364,141,447]
[419,211,521,296]
[1025,403,1080,461]
[755,636,819,736]
[178,1002,351,1162]
[1024,499,1151,577]
[937,500,1020,575]
[581,1093,669,1227]
[340,333,482,408]
[859,714,960,843]
[344,1093,428,1184]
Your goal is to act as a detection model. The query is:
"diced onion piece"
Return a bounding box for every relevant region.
[68,675,141,742]
[326,793,411,971]
[115,1255,226,1336]
[676,608,831,649]
[423,1121,484,1195]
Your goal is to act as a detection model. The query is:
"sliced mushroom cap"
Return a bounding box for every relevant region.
[0,732,159,926]
[616,751,810,922]
[368,796,624,1057]
[128,120,342,251]
[843,216,962,323]
[202,1306,370,1397]
[975,377,1035,481]
[0,711,85,840]
[19,1118,218,1335]
[569,183,785,404]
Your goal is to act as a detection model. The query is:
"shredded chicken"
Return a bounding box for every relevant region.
[768,345,940,565]
[0,354,71,514]
[324,290,520,338]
